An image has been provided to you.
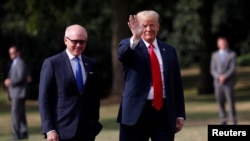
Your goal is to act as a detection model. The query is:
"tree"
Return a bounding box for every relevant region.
[1,0,250,97]
[168,0,214,94]
[0,0,113,98]
[110,0,130,96]
[197,0,215,94]
[168,0,250,94]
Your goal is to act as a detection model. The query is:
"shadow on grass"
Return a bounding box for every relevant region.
[186,110,250,121]
[0,100,39,115]
[235,88,250,101]
[29,126,42,135]
[185,87,250,103]
[100,110,250,130]
[182,74,199,89]
[186,111,218,121]
[100,118,119,130]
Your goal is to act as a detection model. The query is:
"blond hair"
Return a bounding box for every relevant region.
[136,10,159,23]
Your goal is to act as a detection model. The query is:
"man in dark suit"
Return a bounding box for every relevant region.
[117,10,186,141]
[4,45,29,140]
[210,36,237,125]
[38,24,102,141]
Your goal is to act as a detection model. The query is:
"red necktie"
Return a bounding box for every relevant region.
[149,44,163,111]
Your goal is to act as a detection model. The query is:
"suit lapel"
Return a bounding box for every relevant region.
[224,49,231,63]
[138,40,151,69]
[81,56,89,83]
[138,39,169,79]
[81,56,95,95]
[62,51,78,88]
[218,51,229,68]
[157,40,169,77]
[215,51,223,65]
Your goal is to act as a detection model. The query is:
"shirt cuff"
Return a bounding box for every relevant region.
[177,117,185,120]
[47,130,56,135]
[130,37,139,50]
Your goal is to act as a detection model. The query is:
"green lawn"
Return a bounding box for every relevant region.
[0,67,250,141]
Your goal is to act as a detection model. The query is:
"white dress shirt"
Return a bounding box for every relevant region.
[66,49,87,84]
[130,38,165,100]
[219,48,228,62]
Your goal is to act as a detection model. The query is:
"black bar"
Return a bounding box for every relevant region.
[208,125,250,140]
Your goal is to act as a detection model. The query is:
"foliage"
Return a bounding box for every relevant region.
[237,53,250,66]
[1,0,250,96]
[168,0,250,68]
[0,0,112,98]
[211,0,250,54]
[168,0,202,67]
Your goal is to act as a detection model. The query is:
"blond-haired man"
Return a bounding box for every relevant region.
[117,10,186,141]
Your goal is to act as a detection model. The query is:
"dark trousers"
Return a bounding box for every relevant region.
[119,100,175,141]
[60,136,90,141]
[59,124,94,141]
[11,98,28,140]
[59,135,89,141]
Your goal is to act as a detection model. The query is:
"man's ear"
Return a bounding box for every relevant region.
[64,37,67,45]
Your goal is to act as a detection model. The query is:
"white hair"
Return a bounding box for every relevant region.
[64,24,88,38]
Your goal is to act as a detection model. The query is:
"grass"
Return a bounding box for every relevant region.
[0,67,250,141]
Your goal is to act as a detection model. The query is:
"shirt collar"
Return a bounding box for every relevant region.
[142,39,158,49]
[12,57,20,66]
[66,49,82,60]
[219,48,228,54]
[13,56,20,61]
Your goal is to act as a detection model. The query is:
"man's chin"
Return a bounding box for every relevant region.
[144,37,155,43]
[73,51,83,56]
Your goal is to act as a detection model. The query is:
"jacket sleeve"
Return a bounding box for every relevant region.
[10,60,28,87]
[224,52,236,79]
[210,53,219,79]
[38,58,57,135]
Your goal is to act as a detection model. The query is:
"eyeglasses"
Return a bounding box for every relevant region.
[65,37,87,45]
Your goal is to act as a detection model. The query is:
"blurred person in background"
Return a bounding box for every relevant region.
[4,45,29,140]
[210,36,237,125]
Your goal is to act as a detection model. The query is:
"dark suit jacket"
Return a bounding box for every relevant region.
[117,38,186,132]
[38,51,102,140]
[210,49,236,87]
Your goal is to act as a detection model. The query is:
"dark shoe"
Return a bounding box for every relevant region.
[220,121,227,125]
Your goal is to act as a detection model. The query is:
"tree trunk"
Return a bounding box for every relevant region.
[197,0,215,94]
[110,0,130,96]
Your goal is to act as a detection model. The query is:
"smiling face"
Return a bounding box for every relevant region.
[137,11,159,43]
[64,24,88,56]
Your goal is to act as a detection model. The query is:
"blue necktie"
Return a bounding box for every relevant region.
[73,57,84,93]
